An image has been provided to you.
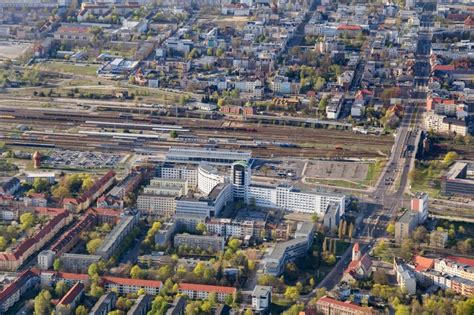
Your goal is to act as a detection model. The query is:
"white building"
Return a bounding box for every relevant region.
[24,172,56,185]
[247,184,345,216]
[411,192,428,224]
[166,147,251,166]
[37,250,55,270]
[198,163,224,195]
[157,162,198,188]
[396,263,417,295]
[231,161,251,200]
[175,183,232,218]
[252,285,272,312]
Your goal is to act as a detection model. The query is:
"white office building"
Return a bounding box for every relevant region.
[246,184,345,215]
[197,163,224,195]
[175,183,232,217]
[156,162,198,188]
[231,161,251,200]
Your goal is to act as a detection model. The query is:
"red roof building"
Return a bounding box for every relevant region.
[315,296,377,314]
[56,282,84,313]
[102,276,162,295]
[178,283,236,302]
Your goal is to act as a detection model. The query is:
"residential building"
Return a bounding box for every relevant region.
[37,250,55,270]
[323,202,341,231]
[174,233,225,252]
[96,214,139,259]
[24,172,56,184]
[264,222,314,276]
[0,177,20,195]
[394,210,418,243]
[429,230,448,249]
[102,276,162,295]
[107,171,144,200]
[127,294,152,315]
[395,261,417,295]
[315,296,377,315]
[252,285,272,312]
[0,269,39,314]
[411,192,429,224]
[0,211,72,271]
[55,282,84,315]
[50,211,96,256]
[154,220,177,247]
[63,171,115,212]
[59,254,101,273]
[90,292,117,315]
[165,296,187,315]
[178,283,236,302]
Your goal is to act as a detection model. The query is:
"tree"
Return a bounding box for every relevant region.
[34,290,51,315]
[373,269,388,285]
[217,98,225,108]
[20,212,35,231]
[196,222,207,234]
[283,304,304,315]
[88,263,99,277]
[412,226,428,243]
[86,238,102,254]
[216,48,224,57]
[0,236,6,251]
[52,185,69,199]
[442,151,458,166]
[90,283,104,298]
[81,176,95,191]
[76,305,88,315]
[400,239,414,261]
[228,238,241,252]
[309,277,316,288]
[32,178,48,193]
[456,298,474,315]
[314,76,326,91]
[55,281,68,297]
[386,223,395,235]
[193,262,206,278]
[170,130,178,138]
[244,309,253,315]
[53,258,61,271]
[130,265,143,279]
[457,239,472,254]
[284,286,300,301]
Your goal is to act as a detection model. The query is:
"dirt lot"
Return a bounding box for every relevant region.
[0,42,32,59]
[304,160,369,180]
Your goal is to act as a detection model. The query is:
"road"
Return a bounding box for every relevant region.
[302,100,422,297]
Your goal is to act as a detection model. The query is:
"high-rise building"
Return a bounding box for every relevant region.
[231,161,251,200]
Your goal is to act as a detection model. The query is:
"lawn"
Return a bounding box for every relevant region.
[308,178,367,189]
[410,160,443,198]
[40,62,98,77]
[362,159,386,186]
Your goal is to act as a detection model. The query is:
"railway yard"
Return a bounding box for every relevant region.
[0,105,393,160]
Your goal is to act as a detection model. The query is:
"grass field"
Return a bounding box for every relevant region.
[40,62,99,77]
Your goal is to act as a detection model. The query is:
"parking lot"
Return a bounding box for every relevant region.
[304,160,369,180]
[43,150,123,169]
[252,159,306,180]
